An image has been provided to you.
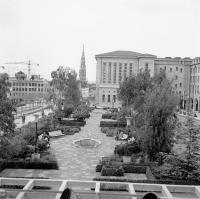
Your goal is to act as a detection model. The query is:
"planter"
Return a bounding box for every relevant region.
[122,156,131,163]
[31,153,40,161]
[125,117,132,127]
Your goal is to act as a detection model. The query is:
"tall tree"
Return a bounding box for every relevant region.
[141,72,179,159]
[0,73,16,135]
[51,66,81,109]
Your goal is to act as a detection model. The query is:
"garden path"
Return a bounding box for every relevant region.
[0,109,118,180]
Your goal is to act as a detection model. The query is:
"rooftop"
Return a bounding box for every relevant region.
[1,177,200,199]
[95,50,157,59]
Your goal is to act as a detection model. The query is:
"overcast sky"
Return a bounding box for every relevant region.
[0,0,199,82]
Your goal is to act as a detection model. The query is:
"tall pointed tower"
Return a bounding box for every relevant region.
[79,45,86,82]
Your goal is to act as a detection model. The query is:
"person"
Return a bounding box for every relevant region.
[60,188,71,199]
[143,193,159,199]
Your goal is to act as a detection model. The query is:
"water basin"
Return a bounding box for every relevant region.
[73,138,101,149]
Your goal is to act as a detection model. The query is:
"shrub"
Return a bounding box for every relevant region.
[102,113,112,119]
[96,164,103,172]
[100,121,126,127]
[114,142,141,156]
[60,120,85,126]
[115,166,125,176]
[100,183,128,191]
[122,165,146,173]
[101,166,116,176]
[1,159,58,169]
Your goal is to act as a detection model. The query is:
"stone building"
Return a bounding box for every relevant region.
[190,57,200,111]
[154,57,192,109]
[9,71,49,104]
[95,51,156,107]
[95,50,194,108]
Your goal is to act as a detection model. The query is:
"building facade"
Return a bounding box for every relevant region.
[190,57,200,111]
[95,51,156,107]
[95,50,194,108]
[154,57,192,109]
[9,71,49,103]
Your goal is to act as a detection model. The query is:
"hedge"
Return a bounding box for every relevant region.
[0,160,58,170]
[93,178,200,185]
[122,165,146,173]
[101,166,125,177]
[100,121,126,127]
[102,114,112,119]
[60,120,86,126]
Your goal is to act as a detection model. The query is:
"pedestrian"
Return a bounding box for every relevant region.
[143,193,159,199]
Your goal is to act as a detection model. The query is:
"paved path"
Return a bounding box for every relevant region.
[0,109,117,180]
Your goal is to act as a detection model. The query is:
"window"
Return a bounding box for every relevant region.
[179,83,182,87]
[13,88,15,91]
[29,83,31,86]
[29,88,31,91]
[124,63,127,66]
[175,84,177,88]
[108,95,110,102]
[25,83,27,86]
[175,75,178,80]
[22,88,24,91]
[102,95,105,102]
[108,64,112,83]
[25,88,27,91]
[38,88,40,91]
[109,62,111,67]
[130,63,133,67]
[13,83,15,86]
[176,67,178,71]
[113,95,116,103]
[113,65,117,84]
[32,83,34,86]
[114,63,117,66]
[179,91,181,94]
[180,68,183,73]
[22,83,24,86]
[170,68,172,72]
[19,88,21,91]
[164,66,166,70]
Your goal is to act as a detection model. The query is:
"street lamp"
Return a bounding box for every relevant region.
[34,114,39,153]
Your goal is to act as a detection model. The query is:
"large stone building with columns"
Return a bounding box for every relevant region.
[95,51,156,107]
[95,50,194,108]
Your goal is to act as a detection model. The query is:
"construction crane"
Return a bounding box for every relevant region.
[5,60,39,78]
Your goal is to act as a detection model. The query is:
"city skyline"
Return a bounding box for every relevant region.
[0,0,200,81]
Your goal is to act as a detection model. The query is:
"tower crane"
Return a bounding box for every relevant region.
[5,60,39,78]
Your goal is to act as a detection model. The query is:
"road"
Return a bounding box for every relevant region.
[177,114,200,126]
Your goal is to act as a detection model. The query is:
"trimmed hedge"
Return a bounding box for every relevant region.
[102,114,112,119]
[0,160,58,170]
[60,120,86,126]
[101,166,125,177]
[122,165,146,173]
[93,178,200,185]
[100,121,126,127]
[96,164,103,172]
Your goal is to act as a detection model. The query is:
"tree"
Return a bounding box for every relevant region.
[118,69,151,108]
[0,73,16,135]
[141,72,179,160]
[50,66,81,118]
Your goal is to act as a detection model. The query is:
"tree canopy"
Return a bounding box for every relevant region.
[0,73,16,135]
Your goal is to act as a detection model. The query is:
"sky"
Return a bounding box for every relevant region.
[0,0,199,82]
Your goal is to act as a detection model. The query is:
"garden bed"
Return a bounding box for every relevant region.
[60,119,86,126]
[100,121,126,127]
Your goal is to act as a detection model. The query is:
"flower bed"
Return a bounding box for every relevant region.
[101,166,124,177]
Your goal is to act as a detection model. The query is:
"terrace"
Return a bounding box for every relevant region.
[1,177,200,199]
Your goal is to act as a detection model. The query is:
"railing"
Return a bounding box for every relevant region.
[0,177,200,199]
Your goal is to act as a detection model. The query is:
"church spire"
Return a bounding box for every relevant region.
[79,44,86,82]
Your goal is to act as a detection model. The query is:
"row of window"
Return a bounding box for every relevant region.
[12,82,45,87]
[174,83,182,88]
[102,94,116,103]
[12,93,44,97]
[191,76,200,83]
[191,85,200,94]
[160,66,183,73]
[12,87,46,92]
